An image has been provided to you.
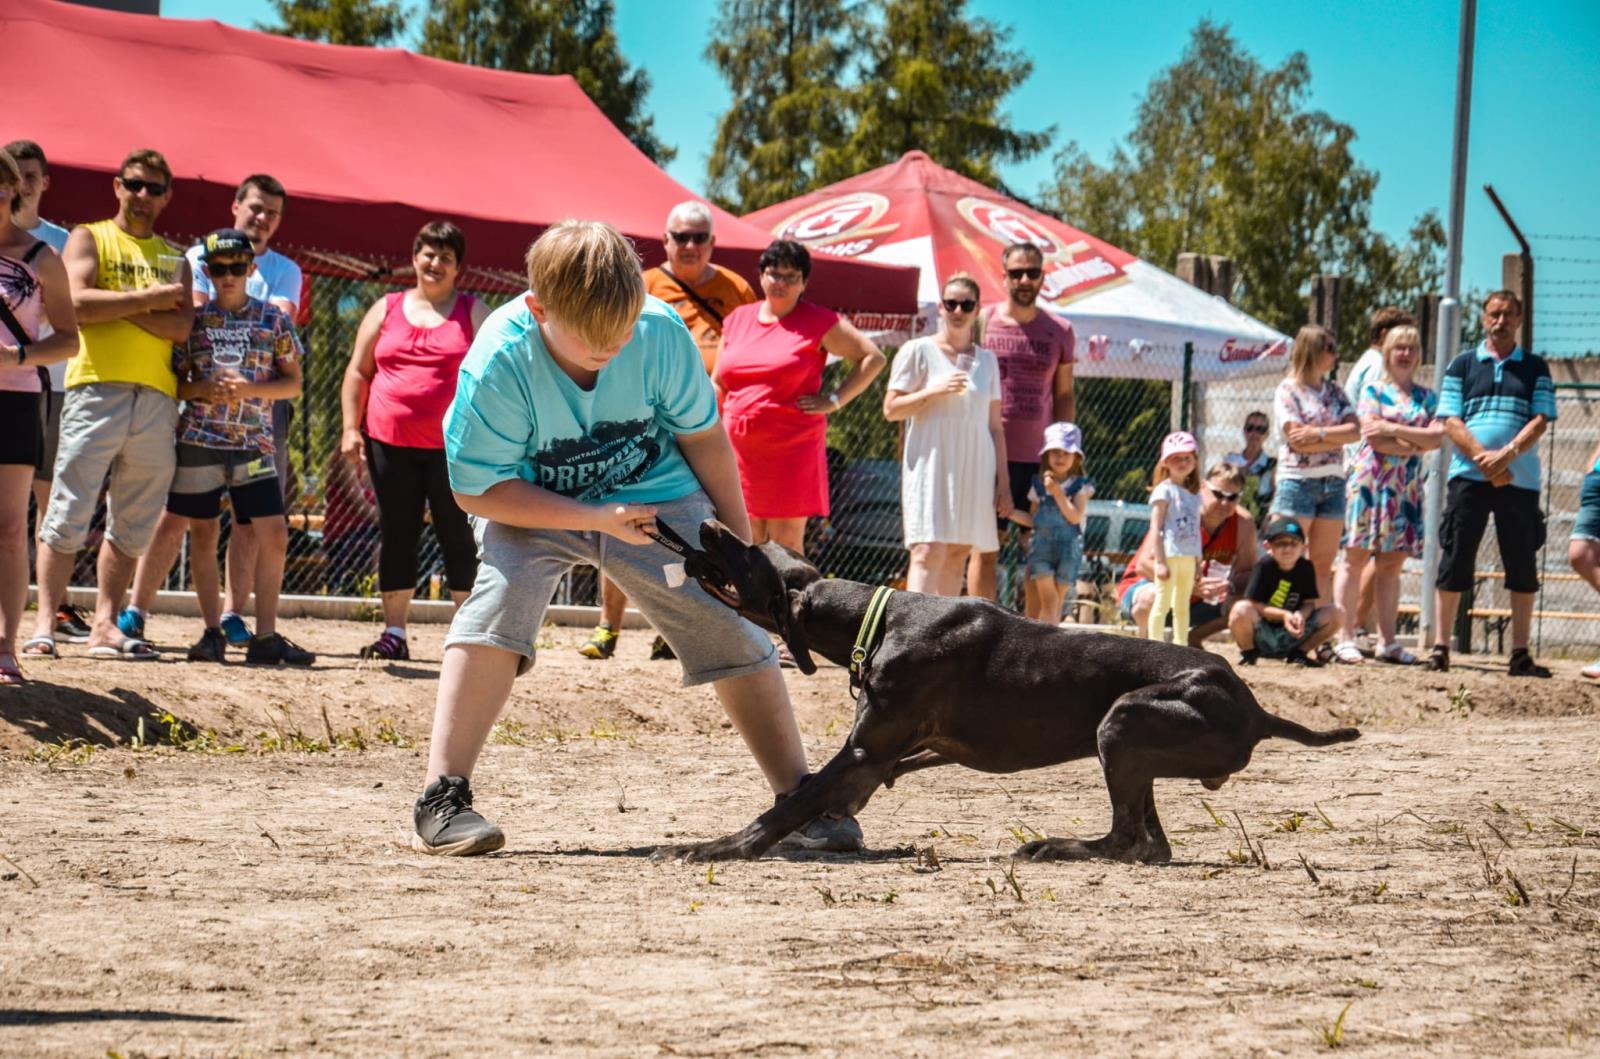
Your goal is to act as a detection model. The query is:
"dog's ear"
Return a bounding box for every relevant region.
[771,588,816,675]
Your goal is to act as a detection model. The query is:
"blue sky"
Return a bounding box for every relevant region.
[165,0,1600,354]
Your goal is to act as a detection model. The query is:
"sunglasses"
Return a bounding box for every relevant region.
[1006,267,1043,281]
[1207,487,1242,502]
[119,177,169,197]
[763,270,804,285]
[1244,423,1268,435]
[668,230,710,245]
[206,261,252,277]
[942,298,977,313]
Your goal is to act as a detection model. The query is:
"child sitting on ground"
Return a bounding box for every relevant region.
[1024,421,1093,624]
[1146,431,1203,645]
[1231,514,1342,666]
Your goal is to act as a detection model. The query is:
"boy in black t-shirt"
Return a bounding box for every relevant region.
[1229,515,1341,666]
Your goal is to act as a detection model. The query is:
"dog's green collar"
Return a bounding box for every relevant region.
[848,585,894,694]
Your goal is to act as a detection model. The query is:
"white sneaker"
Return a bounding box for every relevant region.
[1582,658,1600,681]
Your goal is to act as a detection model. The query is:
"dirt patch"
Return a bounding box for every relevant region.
[3,617,1599,1056]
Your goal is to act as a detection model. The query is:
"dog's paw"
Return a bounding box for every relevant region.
[1012,837,1096,862]
[650,838,754,863]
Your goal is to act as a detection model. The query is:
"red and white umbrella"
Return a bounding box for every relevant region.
[744,151,1289,381]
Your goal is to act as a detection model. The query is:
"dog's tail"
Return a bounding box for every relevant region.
[1260,713,1361,747]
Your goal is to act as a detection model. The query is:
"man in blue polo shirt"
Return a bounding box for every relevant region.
[1427,290,1556,677]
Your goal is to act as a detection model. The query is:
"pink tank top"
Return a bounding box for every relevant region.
[0,245,46,394]
[363,290,477,449]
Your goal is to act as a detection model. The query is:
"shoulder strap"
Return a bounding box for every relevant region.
[22,240,47,264]
[661,269,725,329]
[0,297,28,348]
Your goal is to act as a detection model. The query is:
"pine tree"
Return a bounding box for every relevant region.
[257,0,409,47]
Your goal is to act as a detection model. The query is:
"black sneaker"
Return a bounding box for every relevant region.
[187,626,227,663]
[1238,648,1260,666]
[245,632,316,667]
[1424,644,1450,672]
[360,630,410,662]
[412,776,506,856]
[1507,648,1551,679]
[54,604,92,644]
[1285,649,1324,668]
[648,634,676,661]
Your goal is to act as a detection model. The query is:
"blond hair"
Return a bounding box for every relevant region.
[1381,324,1422,380]
[0,149,19,212]
[1289,324,1335,387]
[525,220,645,350]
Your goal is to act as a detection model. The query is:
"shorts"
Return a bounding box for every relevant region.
[35,386,64,479]
[270,399,292,485]
[1572,471,1600,543]
[1272,474,1346,521]
[1027,528,1083,584]
[40,383,179,557]
[1118,578,1223,628]
[448,490,777,685]
[1436,478,1545,594]
[1252,606,1334,658]
[0,390,42,467]
[165,444,285,522]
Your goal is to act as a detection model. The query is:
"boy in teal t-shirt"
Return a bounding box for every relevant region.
[412,220,862,857]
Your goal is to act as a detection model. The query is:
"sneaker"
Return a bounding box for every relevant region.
[777,643,798,669]
[1285,649,1324,668]
[115,607,145,640]
[648,634,676,661]
[246,632,316,668]
[220,613,253,645]
[779,813,865,853]
[359,630,410,662]
[187,626,227,663]
[1507,648,1551,679]
[1237,648,1260,666]
[55,604,92,643]
[578,624,618,660]
[412,776,506,856]
[1582,658,1600,681]
[1424,644,1450,673]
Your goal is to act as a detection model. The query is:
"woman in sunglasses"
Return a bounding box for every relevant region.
[883,274,1008,595]
[715,240,884,562]
[339,220,490,662]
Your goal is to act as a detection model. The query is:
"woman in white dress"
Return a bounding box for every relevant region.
[883,275,1010,595]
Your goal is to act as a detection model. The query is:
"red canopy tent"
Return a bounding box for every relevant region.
[3,0,918,312]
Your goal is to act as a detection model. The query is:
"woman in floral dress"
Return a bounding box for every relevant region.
[1332,325,1445,664]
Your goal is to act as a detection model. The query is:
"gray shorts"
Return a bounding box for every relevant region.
[34,386,64,483]
[447,490,777,686]
[40,382,179,557]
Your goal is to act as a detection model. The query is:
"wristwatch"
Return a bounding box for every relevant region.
[827,393,840,409]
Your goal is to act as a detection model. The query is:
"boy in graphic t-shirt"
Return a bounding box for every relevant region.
[409,220,862,858]
[1230,515,1341,666]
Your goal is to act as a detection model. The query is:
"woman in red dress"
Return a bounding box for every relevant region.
[715,240,884,553]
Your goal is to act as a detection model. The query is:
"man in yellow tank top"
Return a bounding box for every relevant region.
[27,149,193,661]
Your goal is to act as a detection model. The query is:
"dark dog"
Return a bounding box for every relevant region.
[656,520,1360,863]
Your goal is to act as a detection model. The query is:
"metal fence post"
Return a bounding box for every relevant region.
[1180,342,1194,432]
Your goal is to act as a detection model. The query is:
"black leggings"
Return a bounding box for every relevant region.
[365,437,478,594]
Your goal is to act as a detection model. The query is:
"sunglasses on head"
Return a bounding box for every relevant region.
[1245,423,1268,434]
[942,298,977,313]
[668,230,710,245]
[119,177,169,197]
[1006,267,1043,281]
[206,261,252,277]
[1207,486,1242,502]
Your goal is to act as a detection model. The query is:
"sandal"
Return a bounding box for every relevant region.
[0,653,22,686]
[1424,644,1449,672]
[1331,641,1365,665]
[21,635,57,659]
[1376,642,1418,665]
[86,638,159,661]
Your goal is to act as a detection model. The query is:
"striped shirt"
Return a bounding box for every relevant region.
[1437,343,1556,491]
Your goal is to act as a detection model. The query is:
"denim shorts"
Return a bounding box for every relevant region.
[1573,471,1600,543]
[1026,528,1083,584]
[447,490,777,685]
[1272,474,1346,521]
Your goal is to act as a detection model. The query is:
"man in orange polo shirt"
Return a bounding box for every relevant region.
[578,201,756,661]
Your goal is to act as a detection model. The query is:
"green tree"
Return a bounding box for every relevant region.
[824,0,1051,190]
[705,0,858,214]
[258,0,409,47]
[1045,21,1443,356]
[418,0,674,164]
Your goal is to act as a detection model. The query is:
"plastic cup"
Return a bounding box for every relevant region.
[155,254,185,285]
[955,352,975,373]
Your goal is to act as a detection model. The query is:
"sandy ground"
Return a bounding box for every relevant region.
[3,615,1599,1057]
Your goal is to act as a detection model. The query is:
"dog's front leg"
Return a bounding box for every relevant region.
[654,744,889,862]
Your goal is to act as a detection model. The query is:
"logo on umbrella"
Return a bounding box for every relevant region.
[771,193,898,254]
[955,196,1127,305]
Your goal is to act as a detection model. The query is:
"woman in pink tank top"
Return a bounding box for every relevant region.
[1,152,80,684]
[338,221,490,661]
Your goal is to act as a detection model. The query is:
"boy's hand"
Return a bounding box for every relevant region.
[191,376,240,404]
[597,503,659,545]
[1285,611,1305,637]
[1154,560,1170,581]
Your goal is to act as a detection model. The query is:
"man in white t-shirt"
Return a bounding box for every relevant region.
[1339,305,1413,652]
[128,175,304,647]
[5,138,91,643]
